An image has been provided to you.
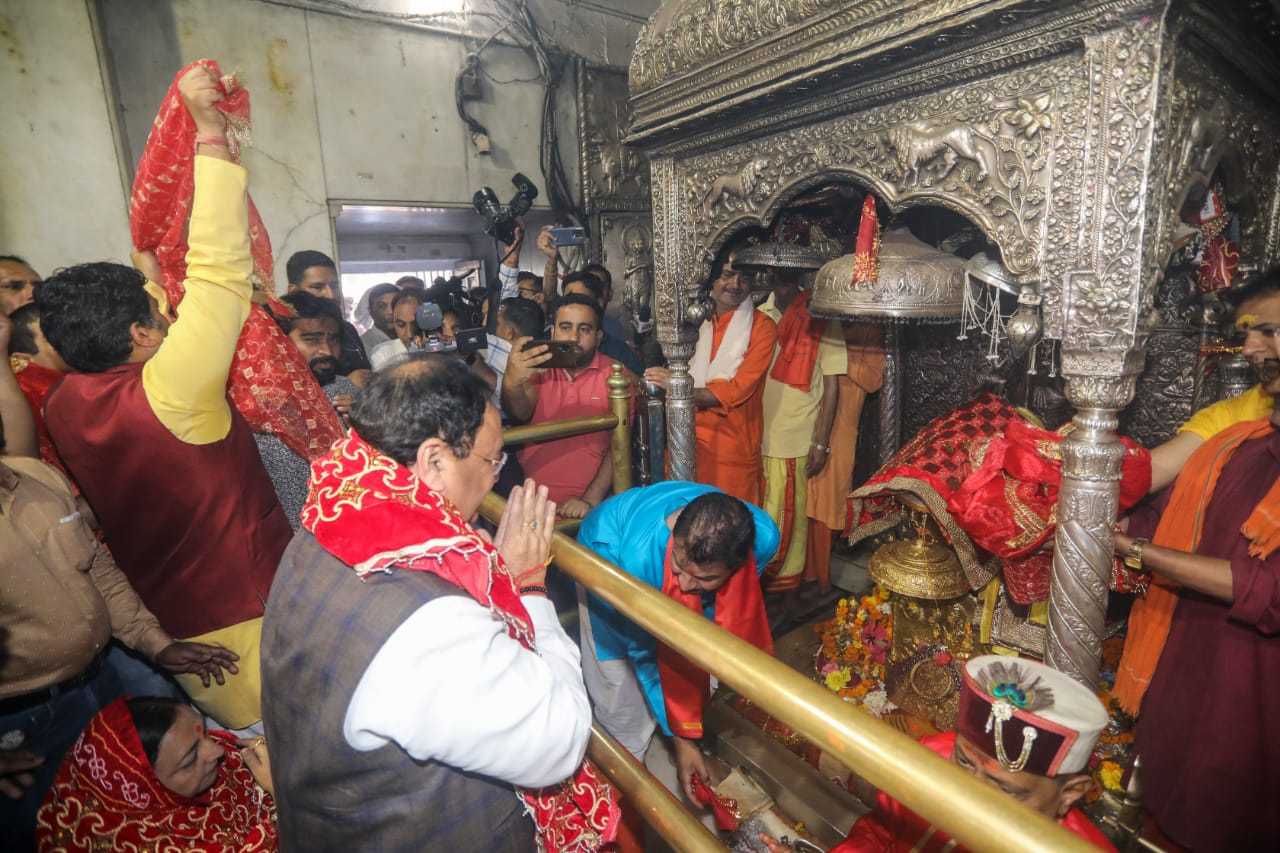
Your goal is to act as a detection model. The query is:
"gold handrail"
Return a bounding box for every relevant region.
[480,492,1098,853]
[503,413,619,446]
[586,725,723,853]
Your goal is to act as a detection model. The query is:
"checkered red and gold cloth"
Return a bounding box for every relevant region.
[848,393,1152,603]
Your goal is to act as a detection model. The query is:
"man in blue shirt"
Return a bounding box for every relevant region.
[577,481,779,800]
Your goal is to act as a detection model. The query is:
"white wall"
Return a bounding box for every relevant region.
[1,0,651,289]
[0,1,133,274]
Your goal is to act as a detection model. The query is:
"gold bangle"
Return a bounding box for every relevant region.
[1123,538,1149,571]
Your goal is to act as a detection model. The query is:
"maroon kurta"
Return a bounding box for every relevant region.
[1130,428,1280,852]
[45,362,290,638]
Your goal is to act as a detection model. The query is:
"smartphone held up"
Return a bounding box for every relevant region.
[522,339,581,369]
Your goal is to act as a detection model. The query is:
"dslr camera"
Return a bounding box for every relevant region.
[472,173,538,245]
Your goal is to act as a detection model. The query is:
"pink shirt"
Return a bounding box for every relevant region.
[518,350,621,505]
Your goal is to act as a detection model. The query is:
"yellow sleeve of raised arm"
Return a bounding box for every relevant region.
[142,157,253,444]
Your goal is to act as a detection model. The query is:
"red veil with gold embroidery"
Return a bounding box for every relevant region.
[130,60,343,462]
[302,432,619,851]
[37,698,277,853]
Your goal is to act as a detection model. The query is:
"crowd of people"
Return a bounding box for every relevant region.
[2,59,1278,853]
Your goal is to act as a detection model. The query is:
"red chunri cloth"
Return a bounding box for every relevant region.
[848,393,1152,604]
[130,59,343,461]
[949,417,1151,602]
[302,432,619,851]
[37,699,278,852]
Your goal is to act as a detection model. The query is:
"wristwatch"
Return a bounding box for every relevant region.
[1123,537,1150,571]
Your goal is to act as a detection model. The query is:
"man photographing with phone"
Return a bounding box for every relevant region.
[502,294,634,518]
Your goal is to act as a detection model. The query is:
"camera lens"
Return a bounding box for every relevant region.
[472,188,502,219]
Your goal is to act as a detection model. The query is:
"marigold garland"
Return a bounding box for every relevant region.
[816,587,1136,804]
[814,587,895,716]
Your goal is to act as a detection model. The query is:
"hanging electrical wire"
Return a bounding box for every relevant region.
[271,0,590,230]
[495,0,586,229]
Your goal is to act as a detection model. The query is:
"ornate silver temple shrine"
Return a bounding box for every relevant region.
[625,0,1280,686]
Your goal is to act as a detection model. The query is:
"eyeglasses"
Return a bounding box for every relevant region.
[473,450,508,475]
[518,287,541,299]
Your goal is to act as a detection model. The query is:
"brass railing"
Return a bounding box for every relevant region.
[586,726,722,852]
[479,491,1098,853]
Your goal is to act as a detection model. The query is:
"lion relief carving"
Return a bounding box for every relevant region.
[699,158,771,218]
[886,121,999,186]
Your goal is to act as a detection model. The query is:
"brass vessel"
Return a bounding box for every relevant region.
[867,502,968,600]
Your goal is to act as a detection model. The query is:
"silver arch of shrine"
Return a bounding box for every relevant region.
[624,0,1280,687]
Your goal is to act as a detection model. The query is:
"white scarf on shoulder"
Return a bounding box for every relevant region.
[690,298,755,386]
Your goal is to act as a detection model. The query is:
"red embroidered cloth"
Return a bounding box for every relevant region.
[130,60,342,461]
[37,698,277,852]
[302,432,619,851]
[849,394,1152,604]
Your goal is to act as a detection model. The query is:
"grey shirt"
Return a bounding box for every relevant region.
[254,375,359,530]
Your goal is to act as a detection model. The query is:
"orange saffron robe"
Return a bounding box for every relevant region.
[695,308,777,505]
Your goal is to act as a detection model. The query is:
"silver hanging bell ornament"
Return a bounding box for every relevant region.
[1005,284,1042,362]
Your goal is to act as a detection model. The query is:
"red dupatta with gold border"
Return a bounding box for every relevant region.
[301,431,619,852]
[37,698,277,853]
[130,60,343,462]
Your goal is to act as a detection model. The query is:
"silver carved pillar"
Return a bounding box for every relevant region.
[661,338,698,481]
[1045,20,1163,686]
[1047,370,1137,686]
[877,324,902,466]
[648,154,700,482]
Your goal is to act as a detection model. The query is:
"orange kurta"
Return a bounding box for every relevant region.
[695,308,777,505]
[805,323,885,589]
[807,323,886,529]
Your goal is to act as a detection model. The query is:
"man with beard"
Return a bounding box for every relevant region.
[1112,269,1280,852]
[503,294,630,519]
[255,290,358,529]
[561,271,644,376]
[0,256,41,316]
[285,249,371,385]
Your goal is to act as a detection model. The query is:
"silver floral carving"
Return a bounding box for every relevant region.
[661,339,698,482]
[630,0,843,95]
[675,67,1060,292]
[631,0,1280,687]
